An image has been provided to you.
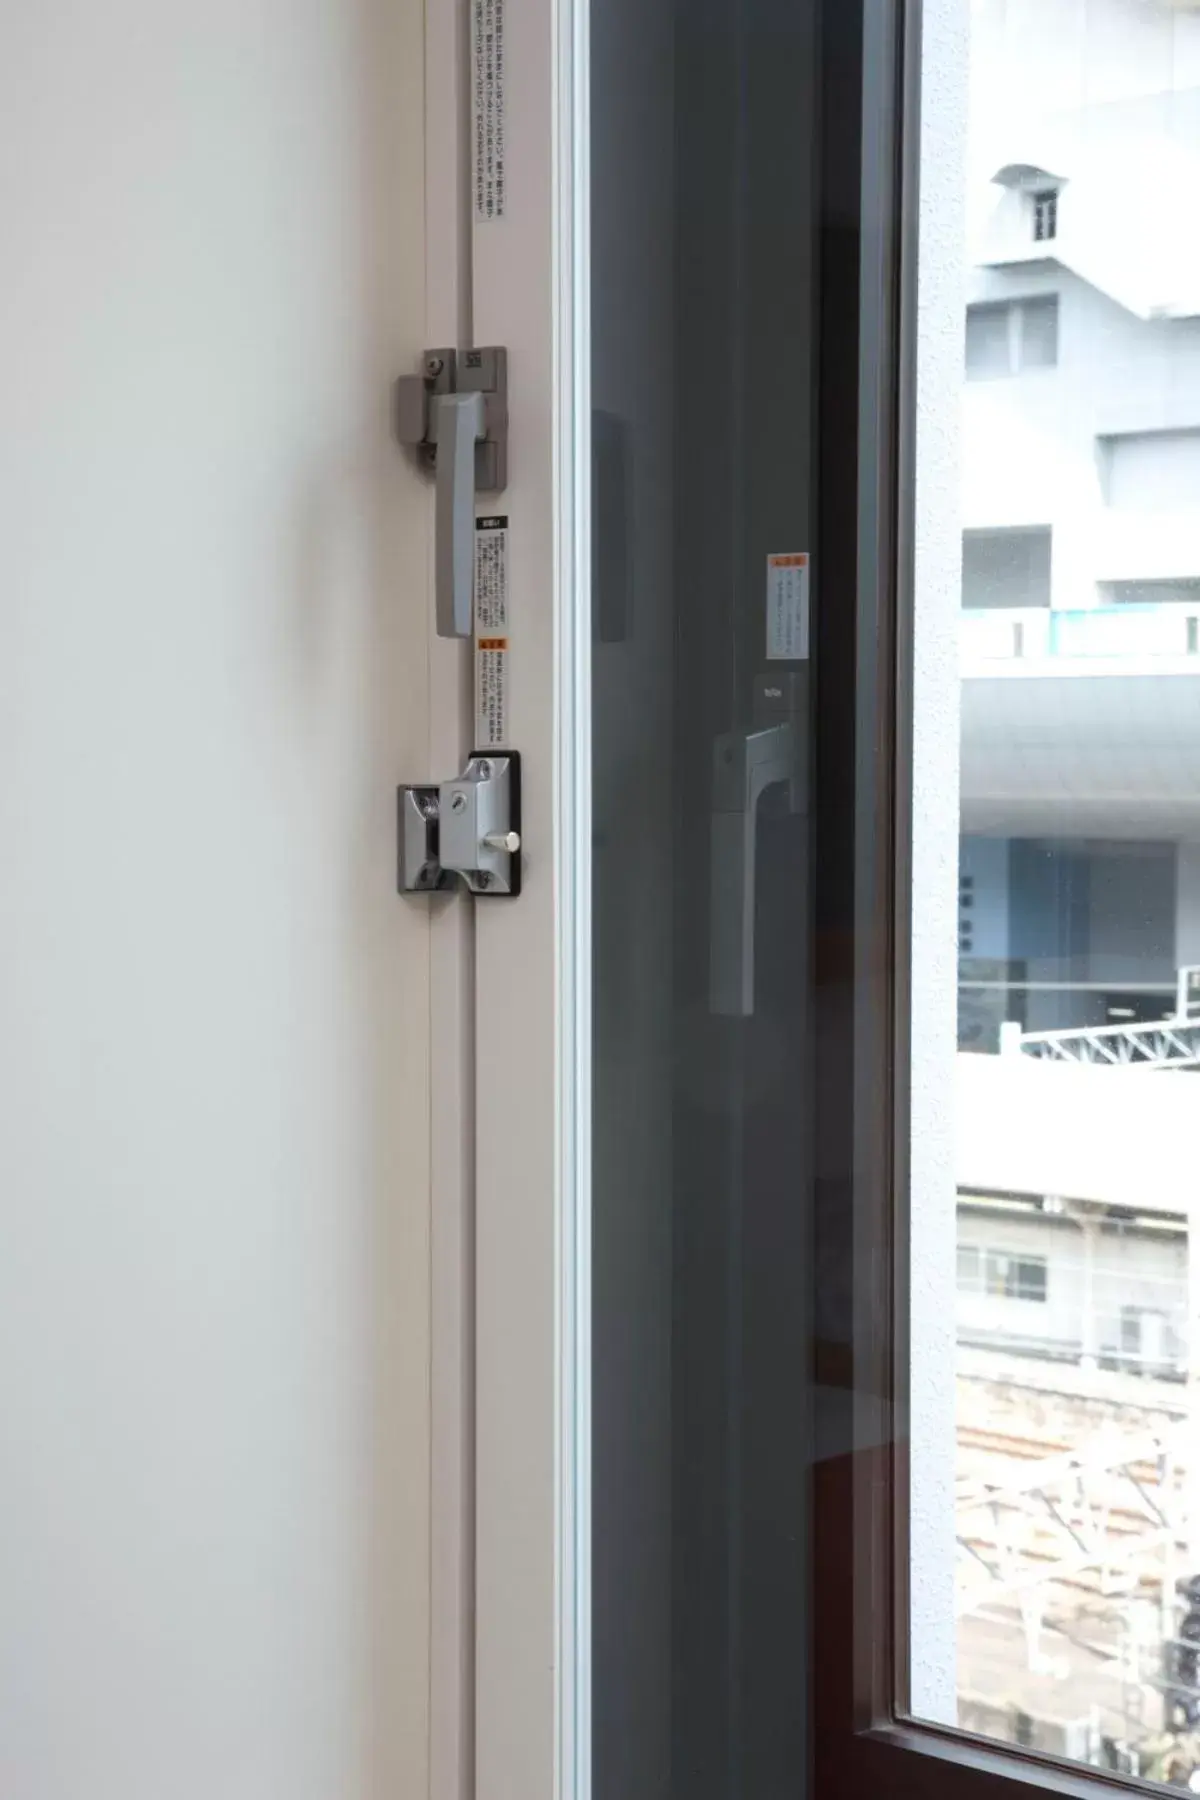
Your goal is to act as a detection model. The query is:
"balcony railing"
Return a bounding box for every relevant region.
[961,602,1200,668]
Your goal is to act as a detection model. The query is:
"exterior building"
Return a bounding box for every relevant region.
[953,1050,1198,1374]
[956,1201,1187,1373]
[958,0,1200,1048]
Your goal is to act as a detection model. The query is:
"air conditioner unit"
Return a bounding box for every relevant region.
[1120,1306,1170,1373]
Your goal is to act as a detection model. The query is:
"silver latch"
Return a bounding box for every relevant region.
[394,348,508,639]
[398,754,521,897]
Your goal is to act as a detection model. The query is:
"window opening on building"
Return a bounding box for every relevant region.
[965,295,1058,379]
[1032,188,1058,241]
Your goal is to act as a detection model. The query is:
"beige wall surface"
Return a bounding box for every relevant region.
[0,3,431,1795]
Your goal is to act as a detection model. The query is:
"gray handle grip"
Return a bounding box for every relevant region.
[710,807,761,1017]
[433,390,485,639]
[709,721,799,1017]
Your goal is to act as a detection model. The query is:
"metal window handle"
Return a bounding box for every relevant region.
[394,346,509,639]
[432,391,485,639]
[709,672,808,1017]
[710,725,796,1016]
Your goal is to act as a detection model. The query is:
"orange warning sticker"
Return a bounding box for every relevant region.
[766,551,811,660]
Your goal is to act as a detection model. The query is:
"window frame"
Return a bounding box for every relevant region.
[811,3,1173,1798]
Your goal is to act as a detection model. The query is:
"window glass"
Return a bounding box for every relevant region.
[1104,429,1200,512]
[1032,190,1058,243]
[961,526,1051,609]
[1019,296,1058,368]
[911,0,1200,1781]
[965,302,1011,378]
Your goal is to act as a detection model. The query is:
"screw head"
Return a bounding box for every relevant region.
[450,791,467,813]
[426,355,444,377]
[476,872,491,891]
[475,759,492,781]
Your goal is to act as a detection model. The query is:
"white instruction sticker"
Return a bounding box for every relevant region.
[472,0,506,222]
[475,515,510,748]
[474,514,509,633]
[766,552,810,660]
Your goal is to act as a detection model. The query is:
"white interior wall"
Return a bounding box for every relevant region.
[0,5,431,1797]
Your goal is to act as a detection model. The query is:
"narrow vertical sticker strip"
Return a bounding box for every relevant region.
[472,0,506,222]
[475,515,510,749]
[766,552,811,660]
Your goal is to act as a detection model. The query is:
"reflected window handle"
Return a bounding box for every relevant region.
[709,673,808,1017]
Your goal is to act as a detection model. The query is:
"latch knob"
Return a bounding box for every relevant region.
[483,831,521,854]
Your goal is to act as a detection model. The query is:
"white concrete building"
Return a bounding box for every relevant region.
[954,1054,1198,1374]
[957,0,1200,1046]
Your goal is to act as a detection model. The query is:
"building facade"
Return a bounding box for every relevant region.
[958,0,1200,1049]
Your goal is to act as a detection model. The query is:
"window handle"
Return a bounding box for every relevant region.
[710,722,798,1016]
[709,672,808,1017]
[431,391,485,639]
[394,347,509,639]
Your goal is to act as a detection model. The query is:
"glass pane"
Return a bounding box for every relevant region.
[965,303,1012,379]
[589,0,821,1793]
[1019,296,1059,369]
[911,0,1200,1781]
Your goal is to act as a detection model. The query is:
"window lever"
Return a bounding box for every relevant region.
[394,347,509,639]
[710,672,808,1016]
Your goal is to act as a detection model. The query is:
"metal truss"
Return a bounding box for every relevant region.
[1019,1019,1200,1069]
[956,1424,1190,1624]
[1014,964,1200,1067]
[956,1421,1194,1746]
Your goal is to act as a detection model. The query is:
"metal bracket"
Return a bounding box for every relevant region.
[398,753,521,898]
[394,347,509,639]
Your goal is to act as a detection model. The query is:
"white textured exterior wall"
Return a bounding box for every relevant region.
[909,0,968,1727]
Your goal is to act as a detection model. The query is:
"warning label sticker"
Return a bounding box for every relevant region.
[475,516,510,748]
[476,639,509,749]
[472,0,506,222]
[766,552,810,660]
